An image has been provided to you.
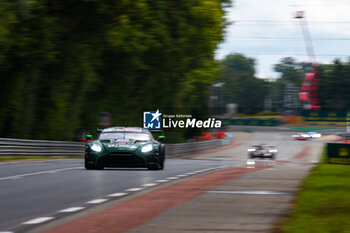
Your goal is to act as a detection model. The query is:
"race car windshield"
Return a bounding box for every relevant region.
[99,132,151,141]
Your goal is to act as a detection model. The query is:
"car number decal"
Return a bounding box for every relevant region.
[108,143,137,149]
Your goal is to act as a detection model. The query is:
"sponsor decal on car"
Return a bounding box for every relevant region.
[107,143,137,149]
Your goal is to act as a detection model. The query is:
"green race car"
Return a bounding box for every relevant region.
[84,127,165,170]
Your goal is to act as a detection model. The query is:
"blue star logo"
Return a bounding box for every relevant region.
[143,110,162,129]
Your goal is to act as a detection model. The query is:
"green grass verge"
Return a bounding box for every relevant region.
[0,156,83,161]
[280,160,350,232]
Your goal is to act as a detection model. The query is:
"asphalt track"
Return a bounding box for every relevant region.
[0,131,325,233]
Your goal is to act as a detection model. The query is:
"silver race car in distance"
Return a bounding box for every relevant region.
[247,144,277,159]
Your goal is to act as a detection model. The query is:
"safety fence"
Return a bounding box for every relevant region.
[0,137,231,157]
[219,118,280,126]
[165,138,231,156]
[0,138,84,156]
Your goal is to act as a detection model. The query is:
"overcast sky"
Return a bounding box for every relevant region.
[215,0,350,79]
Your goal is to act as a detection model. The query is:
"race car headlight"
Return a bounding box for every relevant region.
[141,144,153,153]
[91,143,102,152]
[247,148,256,152]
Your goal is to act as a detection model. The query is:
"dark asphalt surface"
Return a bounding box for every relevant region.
[0,158,226,232]
[0,130,327,233]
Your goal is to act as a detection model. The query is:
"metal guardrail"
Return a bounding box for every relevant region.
[0,137,231,157]
[0,138,84,156]
[165,139,230,156]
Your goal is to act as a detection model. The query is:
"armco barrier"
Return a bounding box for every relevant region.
[165,139,230,157]
[0,138,85,156]
[220,118,279,126]
[0,137,230,157]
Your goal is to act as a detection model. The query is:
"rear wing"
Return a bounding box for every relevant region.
[149,129,164,135]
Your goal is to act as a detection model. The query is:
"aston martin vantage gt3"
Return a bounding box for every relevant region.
[84,127,165,170]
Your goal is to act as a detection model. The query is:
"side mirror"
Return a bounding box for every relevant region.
[158,135,166,142]
[85,134,93,140]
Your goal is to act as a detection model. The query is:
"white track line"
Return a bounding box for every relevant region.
[9,177,22,180]
[177,174,188,177]
[199,169,208,172]
[0,159,77,166]
[86,199,108,204]
[156,180,168,183]
[142,183,157,187]
[107,192,127,197]
[58,207,85,213]
[23,217,54,224]
[0,167,82,181]
[126,188,144,192]
[167,177,179,180]
[0,231,14,233]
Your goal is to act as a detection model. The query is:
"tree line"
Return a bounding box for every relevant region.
[272,57,350,112]
[217,54,269,114]
[1,1,347,141]
[218,55,350,114]
[0,0,230,141]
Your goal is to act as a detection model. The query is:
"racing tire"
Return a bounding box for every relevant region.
[85,163,94,170]
[148,160,163,171]
[159,144,165,170]
[148,163,161,170]
[85,164,104,170]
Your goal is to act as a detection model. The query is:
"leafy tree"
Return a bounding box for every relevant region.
[0,0,230,141]
[273,57,350,112]
[318,59,350,110]
[219,54,269,114]
[273,57,305,86]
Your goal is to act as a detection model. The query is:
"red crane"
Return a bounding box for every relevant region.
[295,11,321,110]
